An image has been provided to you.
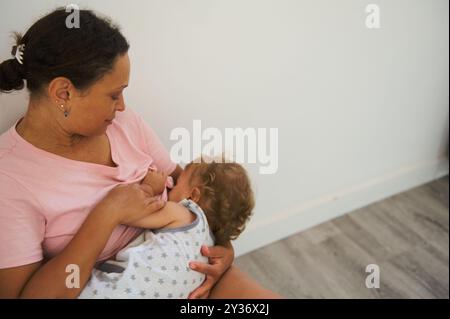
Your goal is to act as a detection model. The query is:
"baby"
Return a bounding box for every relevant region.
[79,156,254,299]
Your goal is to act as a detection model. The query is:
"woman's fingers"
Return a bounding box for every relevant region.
[189,261,219,276]
[144,197,165,212]
[200,245,227,258]
[187,245,235,299]
[188,276,214,299]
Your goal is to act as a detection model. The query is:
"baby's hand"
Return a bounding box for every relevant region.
[141,169,168,195]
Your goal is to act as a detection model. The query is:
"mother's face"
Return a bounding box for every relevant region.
[64,53,130,136]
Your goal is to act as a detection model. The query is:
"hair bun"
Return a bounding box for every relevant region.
[0,58,25,92]
[11,45,18,56]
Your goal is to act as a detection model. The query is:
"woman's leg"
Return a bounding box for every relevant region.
[209,265,283,299]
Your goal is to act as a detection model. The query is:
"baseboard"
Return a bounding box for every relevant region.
[233,157,449,257]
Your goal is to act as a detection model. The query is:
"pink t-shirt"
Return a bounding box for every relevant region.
[0,107,176,269]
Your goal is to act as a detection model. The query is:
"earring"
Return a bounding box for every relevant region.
[60,104,69,117]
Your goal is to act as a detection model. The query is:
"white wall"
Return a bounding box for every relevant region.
[1,0,448,256]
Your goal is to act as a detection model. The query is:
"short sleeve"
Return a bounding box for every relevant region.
[134,111,177,174]
[0,173,45,269]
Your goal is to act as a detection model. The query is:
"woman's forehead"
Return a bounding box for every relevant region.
[97,54,130,89]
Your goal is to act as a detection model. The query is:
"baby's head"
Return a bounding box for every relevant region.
[169,156,254,245]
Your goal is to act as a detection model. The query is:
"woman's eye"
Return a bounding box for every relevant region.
[111,95,119,101]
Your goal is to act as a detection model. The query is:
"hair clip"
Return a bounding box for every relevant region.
[11,44,25,65]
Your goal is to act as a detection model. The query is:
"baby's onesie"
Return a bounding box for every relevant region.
[79,199,215,299]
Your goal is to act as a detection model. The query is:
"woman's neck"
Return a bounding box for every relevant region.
[16,101,86,151]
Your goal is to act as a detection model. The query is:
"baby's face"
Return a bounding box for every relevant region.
[168,167,195,202]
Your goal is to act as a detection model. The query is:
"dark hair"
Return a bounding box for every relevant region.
[0,7,129,95]
[185,157,255,246]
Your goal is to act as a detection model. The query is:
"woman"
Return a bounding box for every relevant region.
[0,8,279,298]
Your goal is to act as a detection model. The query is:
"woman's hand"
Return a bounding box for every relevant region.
[94,182,165,226]
[187,242,235,299]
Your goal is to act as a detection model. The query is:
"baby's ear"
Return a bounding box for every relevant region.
[189,187,201,203]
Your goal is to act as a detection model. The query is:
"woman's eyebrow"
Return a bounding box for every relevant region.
[114,84,128,90]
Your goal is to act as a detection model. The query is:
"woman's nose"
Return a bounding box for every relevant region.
[116,95,126,112]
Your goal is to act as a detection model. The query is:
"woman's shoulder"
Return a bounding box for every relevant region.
[0,170,40,212]
[0,123,18,158]
[0,122,23,173]
[0,120,45,180]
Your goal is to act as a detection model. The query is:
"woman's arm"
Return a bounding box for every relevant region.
[0,183,164,299]
[20,206,116,298]
[0,261,42,298]
[0,206,115,298]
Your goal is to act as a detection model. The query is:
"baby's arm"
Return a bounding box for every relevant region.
[127,201,190,229]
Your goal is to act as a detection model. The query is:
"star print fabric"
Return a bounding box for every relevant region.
[78,199,215,299]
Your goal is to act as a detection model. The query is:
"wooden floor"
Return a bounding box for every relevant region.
[235,175,449,298]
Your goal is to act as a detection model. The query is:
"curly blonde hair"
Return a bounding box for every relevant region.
[185,157,255,246]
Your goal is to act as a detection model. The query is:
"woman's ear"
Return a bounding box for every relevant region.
[189,187,201,203]
[48,77,72,104]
